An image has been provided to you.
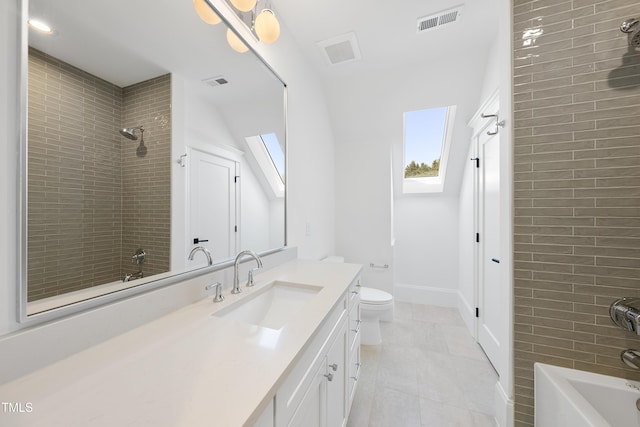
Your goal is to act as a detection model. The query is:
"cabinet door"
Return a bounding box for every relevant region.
[288,363,326,427]
[253,400,274,427]
[326,322,347,427]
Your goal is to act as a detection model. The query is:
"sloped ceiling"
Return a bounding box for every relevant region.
[275,0,499,81]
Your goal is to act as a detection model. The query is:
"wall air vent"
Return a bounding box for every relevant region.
[317,32,362,66]
[417,5,463,33]
[201,76,229,87]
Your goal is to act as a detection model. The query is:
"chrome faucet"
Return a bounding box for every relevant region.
[610,298,640,334]
[123,270,144,282]
[622,349,640,369]
[232,250,263,294]
[188,245,213,266]
[205,282,224,303]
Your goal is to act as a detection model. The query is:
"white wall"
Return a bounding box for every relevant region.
[0,0,337,378]
[177,76,275,254]
[330,51,487,297]
[394,196,460,305]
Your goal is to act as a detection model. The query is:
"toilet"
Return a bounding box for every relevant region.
[322,256,394,345]
[359,286,394,345]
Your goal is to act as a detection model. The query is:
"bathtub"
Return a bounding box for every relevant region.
[535,362,640,427]
[27,271,177,315]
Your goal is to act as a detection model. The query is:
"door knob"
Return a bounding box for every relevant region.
[193,237,209,244]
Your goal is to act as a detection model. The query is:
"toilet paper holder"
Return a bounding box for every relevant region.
[369,263,389,269]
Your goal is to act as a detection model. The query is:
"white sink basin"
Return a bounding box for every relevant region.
[213,281,322,330]
[535,362,640,427]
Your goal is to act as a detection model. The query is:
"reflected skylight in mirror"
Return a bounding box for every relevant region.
[245,133,285,198]
[261,132,285,182]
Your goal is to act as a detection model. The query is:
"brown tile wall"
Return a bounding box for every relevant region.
[28,48,124,300]
[27,48,171,301]
[121,75,172,278]
[512,1,640,425]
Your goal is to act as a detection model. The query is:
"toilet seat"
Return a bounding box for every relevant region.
[360,287,393,305]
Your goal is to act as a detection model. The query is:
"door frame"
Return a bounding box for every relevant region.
[469,91,506,375]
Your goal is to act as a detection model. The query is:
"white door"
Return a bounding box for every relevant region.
[477,126,503,377]
[188,149,238,264]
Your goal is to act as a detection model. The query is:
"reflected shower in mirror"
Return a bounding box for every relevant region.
[22,0,286,316]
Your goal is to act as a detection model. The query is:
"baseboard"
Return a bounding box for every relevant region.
[494,381,514,427]
[458,297,476,335]
[394,283,459,307]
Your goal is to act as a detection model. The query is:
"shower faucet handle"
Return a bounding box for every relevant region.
[610,298,640,334]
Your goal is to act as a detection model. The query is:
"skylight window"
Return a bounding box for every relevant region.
[403,105,455,193]
[245,133,285,198]
[260,132,285,182]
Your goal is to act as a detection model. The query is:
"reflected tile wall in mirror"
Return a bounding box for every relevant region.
[27,47,171,301]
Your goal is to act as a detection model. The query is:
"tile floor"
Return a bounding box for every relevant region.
[347,302,498,427]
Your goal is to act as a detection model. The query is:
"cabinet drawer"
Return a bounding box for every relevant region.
[348,277,361,309]
[347,342,360,408]
[275,296,347,426]
[348,300,360,352]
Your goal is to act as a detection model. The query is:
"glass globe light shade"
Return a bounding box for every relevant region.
[230,0,257,12]
[193,0,221,25]
[254,9,280,44]
[226,28,249,53]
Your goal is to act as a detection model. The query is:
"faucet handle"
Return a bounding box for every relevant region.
[205,282,224,303]
[611,298,640,334]
[246,268,260,287]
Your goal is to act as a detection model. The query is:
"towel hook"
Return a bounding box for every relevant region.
[481,113,505,136]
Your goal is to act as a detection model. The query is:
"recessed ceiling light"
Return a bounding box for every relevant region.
[28,19,53,34]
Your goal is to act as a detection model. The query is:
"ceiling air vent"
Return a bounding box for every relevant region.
[317,32,362,66]
[202,76,229,87]
[417,5,463,33]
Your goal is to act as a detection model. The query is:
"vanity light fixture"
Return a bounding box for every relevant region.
[193,0,222,25]
[230,0,257,12]
[226,28,249,53]
[254,9,280,44]
[194,0,280,52]
[28,18,53,34]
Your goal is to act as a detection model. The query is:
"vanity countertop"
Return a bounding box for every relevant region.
[0,259,362,427]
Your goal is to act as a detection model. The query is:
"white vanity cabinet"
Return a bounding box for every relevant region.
[346,277,361,411]
[254,401,275,427]
[274,274,361,427]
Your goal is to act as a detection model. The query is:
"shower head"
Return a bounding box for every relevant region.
[621,18,639,33]
[620,18,640,47]
[119,125,144,140]
[631,29,640,48]
[119,128,137,140]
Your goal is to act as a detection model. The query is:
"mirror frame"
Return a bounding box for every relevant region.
[17,0,288,325]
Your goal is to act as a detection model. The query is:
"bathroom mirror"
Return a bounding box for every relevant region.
[20,0,286,317]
